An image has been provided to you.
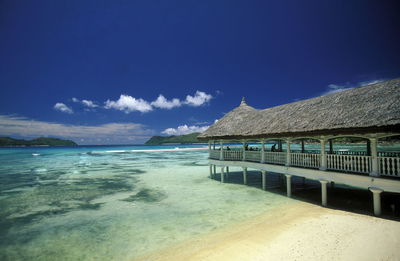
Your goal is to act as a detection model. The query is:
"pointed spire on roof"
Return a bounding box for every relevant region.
[240,97,247,106]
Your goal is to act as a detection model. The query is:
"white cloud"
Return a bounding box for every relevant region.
[65,91,214,115]
[0,115,153,145]
[161,124,209,135]
[81,99,98,108]
[151,94,181,109]
[104,94,153,113]
[184,91,213,106]
[54,103,73,114]
[103,91,213,113]
[324,84,354,95]
[358,79,385,86]
[323,79,385,96]
[72,98,98,108]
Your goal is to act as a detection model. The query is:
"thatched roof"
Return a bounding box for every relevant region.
[198,78,400,140]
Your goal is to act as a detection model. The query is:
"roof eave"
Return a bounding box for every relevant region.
[197,124,400,141]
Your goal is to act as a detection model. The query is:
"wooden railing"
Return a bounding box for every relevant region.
[291,150,321,154]
[291,150,368,155]
[245,151,261,162]
[379,152,400,157]
[327,154,371,174]
[290,153,320,169]
[209,150,399,178]
[333,151,367,156]
[263,152,286,165]
[223,150,243,161]
[379,157,400,177]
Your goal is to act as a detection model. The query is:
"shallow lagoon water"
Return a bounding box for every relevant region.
[0,145,294,261]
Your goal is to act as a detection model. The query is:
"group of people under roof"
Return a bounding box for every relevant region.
[224,143,282,152]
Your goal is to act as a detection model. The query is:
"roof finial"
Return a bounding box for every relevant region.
[240,97,247,106]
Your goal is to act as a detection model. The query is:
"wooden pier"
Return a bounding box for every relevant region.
[199,79,400,216]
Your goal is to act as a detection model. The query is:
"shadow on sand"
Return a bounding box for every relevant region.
[210,170,400,221]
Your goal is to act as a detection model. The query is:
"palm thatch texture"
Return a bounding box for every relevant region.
[198,78,400,140]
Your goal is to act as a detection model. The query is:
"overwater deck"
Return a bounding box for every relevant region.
[207,142,400,216]
[198,79,400,216]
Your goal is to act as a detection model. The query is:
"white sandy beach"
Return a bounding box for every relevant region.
[134,201,400,261]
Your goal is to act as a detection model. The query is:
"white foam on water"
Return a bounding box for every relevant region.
[130,147,208,152]
[88,147,207,155]
[32,153,40,156]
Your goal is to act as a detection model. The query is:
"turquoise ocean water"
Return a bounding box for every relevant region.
[0,144,295,261]
[0,144,399,261]
[1,143,398,261]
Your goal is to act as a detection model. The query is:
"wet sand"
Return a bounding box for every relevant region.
[134,201,400,261]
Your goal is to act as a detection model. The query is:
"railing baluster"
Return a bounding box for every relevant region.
[209,150,398,177]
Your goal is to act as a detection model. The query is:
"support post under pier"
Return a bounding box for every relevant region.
[262,171,266,190]
[243,167,247,185]
[220,167,225,183]
[369,187,383,216]
[285,174,292,197]
[320,180,329,207]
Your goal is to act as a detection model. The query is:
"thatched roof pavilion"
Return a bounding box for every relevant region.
[199,78,400,140]
[202,79,400,217]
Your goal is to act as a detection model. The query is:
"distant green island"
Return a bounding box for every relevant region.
[0,137,77,147]
[145,133,204,145]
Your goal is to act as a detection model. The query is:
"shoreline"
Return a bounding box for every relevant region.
[133,201,400,261]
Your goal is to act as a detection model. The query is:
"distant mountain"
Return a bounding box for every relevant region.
[145,133,203,145]
[0,137,77,147]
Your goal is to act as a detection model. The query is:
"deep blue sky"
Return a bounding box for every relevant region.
[0,0,399,144]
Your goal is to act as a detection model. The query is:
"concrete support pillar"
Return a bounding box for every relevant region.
[369,137,379,177]
[320,180,329,207]
[285,174,292,197]
[261,139,265,163]
[320,138,327,170]
[219,141,224,161]
[369,187,383,216]
[209,164,213,178]
[242,140,246,161]
[220,167,225,183]
[286,140,291,166]
[301,140,305,153]
[262,171,267,190]
[226,166,229,179]
[243,167,247,185]
[213,165,216,175]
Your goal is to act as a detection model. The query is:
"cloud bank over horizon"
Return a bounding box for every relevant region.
[0,115,154,145]
[161,124,210,136]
